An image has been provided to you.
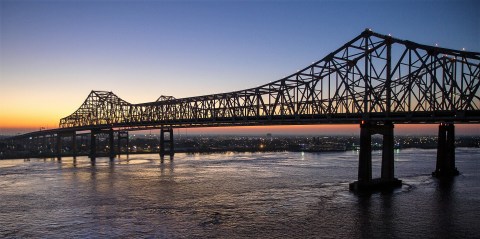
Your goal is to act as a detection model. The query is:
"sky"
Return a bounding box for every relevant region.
[1,0,479,136]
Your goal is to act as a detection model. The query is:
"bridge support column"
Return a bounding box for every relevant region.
[41,135,46,158]
[117,131,129,158]
[381,122,395,181]
[90,130,97,161]
[358,122,372,182]
[56,134,62,161]
[433,123,459,178]
[349,121,402,192]
[72,132,77,159]
[160,127,174,160]
[109,128,115,160]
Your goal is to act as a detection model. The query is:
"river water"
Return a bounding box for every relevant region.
[1,148,479,238]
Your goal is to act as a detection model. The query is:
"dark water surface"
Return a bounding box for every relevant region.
[1,148,479,238]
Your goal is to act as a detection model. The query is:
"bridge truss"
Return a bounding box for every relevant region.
[59,29,480,130]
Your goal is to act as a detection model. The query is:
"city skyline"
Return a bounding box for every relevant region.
[1,0,479,135]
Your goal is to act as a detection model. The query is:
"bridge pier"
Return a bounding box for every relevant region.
[109,128,115,160]
[89,129,116,162]
[56,134,62,160]
[55,132,78,160]
[90,130,98,161]
[350,121,402,192]
[433,123,459,178]
[160,127,174,160]
[117,131,129,158]
[42,135,48,158]
[76,134,84,158]
[71,131,77,159]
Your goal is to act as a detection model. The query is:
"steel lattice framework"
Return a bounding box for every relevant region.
[59,30,480,130]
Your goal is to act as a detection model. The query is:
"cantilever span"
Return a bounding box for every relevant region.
[59,29,480,130]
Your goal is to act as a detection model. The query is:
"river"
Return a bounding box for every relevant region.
[1,148,479,238]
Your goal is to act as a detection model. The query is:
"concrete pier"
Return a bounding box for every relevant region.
[72,132,77,159]
[90,130,97,161]
[160,127,174,160]
[89,129,116,161]
[56,134,62,160]
[350,121,402,192]
[117,131,129,158]
[432,123,459,178]
[109,128,115,160]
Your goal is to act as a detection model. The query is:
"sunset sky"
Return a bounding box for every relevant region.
[1,0,479,136]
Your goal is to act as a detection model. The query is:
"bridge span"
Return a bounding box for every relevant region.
[3,29,480,192]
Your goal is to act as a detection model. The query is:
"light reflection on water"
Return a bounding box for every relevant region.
[0,149,479,238]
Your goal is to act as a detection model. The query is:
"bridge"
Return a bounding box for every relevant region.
[2,29,480,192]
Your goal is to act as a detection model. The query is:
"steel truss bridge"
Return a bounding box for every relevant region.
[3,29,480,192]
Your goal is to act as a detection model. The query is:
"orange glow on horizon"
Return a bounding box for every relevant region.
[0,115,57,128]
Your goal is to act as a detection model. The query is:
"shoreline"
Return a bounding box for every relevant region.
[2,146,479,160]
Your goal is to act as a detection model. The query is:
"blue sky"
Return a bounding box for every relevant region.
[1,0,479,134]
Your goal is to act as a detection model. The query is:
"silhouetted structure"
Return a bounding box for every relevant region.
[4,29,480,192]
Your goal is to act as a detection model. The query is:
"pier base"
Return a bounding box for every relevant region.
[350,121,402,193]
[349,178,402,192]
